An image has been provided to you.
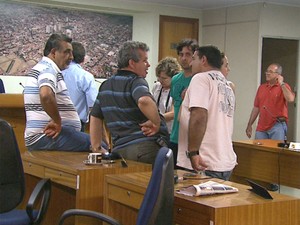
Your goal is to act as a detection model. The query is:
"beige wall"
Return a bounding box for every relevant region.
[3,1,300,141]
[202,3,300,141]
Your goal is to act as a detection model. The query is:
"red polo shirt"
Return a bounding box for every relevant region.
[254,82,292,131]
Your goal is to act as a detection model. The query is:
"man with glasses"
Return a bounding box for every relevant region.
[246,63,295,140]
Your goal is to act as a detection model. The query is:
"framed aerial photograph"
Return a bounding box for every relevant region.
[0,1,133,78]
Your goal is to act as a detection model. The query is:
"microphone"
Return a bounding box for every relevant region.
[94,80,102,84]
[263,105,289,148]
[19,82,25,89]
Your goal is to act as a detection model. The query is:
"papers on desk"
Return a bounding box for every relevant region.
[288,142,300,151]
[177,181,238,196]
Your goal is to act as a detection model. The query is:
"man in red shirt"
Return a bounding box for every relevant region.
[246,63,295,141]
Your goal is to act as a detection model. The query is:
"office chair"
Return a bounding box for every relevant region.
[0,119,51,225]
[0,79,5,93]
[58,147,174,225]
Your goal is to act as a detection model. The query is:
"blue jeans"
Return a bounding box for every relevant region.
[205,170,233,181]
[27,126,91,152]
[255,122,287,141]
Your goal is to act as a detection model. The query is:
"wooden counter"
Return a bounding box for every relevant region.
[21,151,152,225]
[232,139,300,189]
[0,94,26,153]
[104,170,300,225]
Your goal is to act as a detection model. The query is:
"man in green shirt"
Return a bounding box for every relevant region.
[169,39,198,168]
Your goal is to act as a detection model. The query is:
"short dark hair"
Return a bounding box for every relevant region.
[196,45,222,69]
[43,33,72,56]
[72,42,85,64]
[117,41,149,68]
[176,38,198,55]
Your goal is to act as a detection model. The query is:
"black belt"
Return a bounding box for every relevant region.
[277,117,286,123]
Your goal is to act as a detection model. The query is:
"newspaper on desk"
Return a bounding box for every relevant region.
[177,181,238,196]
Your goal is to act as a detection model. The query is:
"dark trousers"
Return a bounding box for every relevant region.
[168,142,178,169]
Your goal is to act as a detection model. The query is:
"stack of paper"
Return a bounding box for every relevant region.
[177,181,238,196]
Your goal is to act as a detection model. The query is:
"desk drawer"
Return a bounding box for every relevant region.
[23,161,45,178]
[174,204,211,225]
[45,168,77,189]
[107,184,143,209]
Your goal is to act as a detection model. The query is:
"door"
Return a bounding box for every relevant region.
[261,37,298,141]
[159,16,199,60]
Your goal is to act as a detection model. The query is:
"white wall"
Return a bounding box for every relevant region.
[259,2,300,142]
[203,3,300,142]
[3,1,299,142]
[202,4,261,142]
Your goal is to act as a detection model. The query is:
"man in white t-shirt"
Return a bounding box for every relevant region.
[178,45,236,180]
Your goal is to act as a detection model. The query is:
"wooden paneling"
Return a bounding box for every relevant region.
[0,94,26,153]
[104,170,300,225]
[22,151,152,225]
[232,139,300,189]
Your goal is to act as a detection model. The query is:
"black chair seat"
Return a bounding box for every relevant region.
[0,119,51,225]
[0,210,38,225]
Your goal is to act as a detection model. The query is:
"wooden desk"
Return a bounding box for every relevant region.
[21,151,152,225]
[0,94,26,153]
[232,139,300,189]
[104,170,300,225]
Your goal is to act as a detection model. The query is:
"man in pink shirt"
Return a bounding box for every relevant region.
[178,45,236,181]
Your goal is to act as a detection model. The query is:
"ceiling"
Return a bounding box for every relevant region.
[120,0,300,10]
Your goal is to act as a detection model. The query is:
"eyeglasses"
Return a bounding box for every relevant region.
[265,70,278,74]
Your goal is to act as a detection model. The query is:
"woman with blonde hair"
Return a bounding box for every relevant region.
[152,57,181,134]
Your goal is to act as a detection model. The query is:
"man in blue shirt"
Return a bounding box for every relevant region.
[62,42,98,132]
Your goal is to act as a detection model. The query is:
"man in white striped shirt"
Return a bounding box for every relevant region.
[24,33,91,151]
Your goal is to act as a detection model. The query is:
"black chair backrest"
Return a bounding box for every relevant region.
[136,147,174,225]
[0,79,5,93]
[0,118,25,213]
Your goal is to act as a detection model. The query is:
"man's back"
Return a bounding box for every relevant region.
[62,61,97,123]
[94,70,168,148]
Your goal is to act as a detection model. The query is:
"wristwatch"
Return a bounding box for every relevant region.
[186,151,199,158]
[280,82,285,87]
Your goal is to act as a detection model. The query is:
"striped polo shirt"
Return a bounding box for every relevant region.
[24,57,81,146]
[91,70,169,149]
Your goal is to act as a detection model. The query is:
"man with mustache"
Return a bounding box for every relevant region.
[24,33,91,151]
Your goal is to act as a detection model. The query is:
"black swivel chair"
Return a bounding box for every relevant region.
[0,119,51,225]
[58,146,174,225]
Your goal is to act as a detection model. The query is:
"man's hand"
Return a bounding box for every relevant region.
[44,120,62,139]
[277,74,284,84]
[140,120,160,136]
[190,155,208,172]
[246,125,252,138]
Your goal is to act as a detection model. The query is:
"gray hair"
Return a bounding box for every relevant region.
[117,41,149,68]
[272,63,283,74]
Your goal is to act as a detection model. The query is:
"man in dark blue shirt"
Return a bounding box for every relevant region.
[90,41,169,164]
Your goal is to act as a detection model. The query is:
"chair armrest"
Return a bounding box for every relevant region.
[26,178,51,224]
[58,209,122,225]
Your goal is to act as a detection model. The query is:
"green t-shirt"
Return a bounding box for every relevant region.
[170,72,192,143]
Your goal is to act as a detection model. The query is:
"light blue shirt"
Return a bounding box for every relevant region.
[62,62,98,123]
